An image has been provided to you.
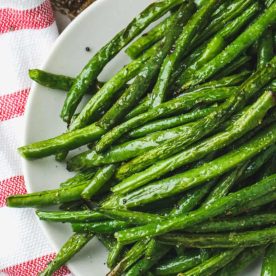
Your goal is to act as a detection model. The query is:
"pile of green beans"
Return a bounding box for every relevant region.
[7,0,276,275]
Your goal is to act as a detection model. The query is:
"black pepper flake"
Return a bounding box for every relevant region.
[9,26,14,31]
[85,46,91,52]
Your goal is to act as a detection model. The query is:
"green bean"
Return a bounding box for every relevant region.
[67,105,225,171]
[126,0,238,60]
[115,174,276,244]
[98,208,163,225]
[266,0,275,8]
[97,2,195,131]
[149,0,219,108]
[97,234,116,251]
[153,249,211,275]
[98,210,276,234]
[29,69,74,91]
[128,105,218,139]
[257,29,274,69]
[114,90,275,192]
[60,0,184,123]
[125,240,170,276]
[39,233,93,276]
[229,192,276,216]
[117,96,239,179]
[125,14,175,59]
[36,210,106,223]
[215,55,252,80]
[196,0,254,45]
[81,165,116,200]
[18,123,105,159]
[7,181,90,207]
[96,86,236,153]
[183,3,276,90]
[107,242,125,268]
[119,123,276,208]
[159,226,276,248]
[69,43,158,132]
[107,239,150,276]
[238,145,276,182]
[179,249,243,276]
[170,182,217,216]
[261,243,276,276]
[59,201,84,211]
[216,247,265,276]
[201,161,249,207]
[183,71,251,93]
[118,65,275,179]
[72,220,131,234]
[178,2,259,85]
[127,70,249,120]
[29,69,104,92]
[188,213,276,233]
[59,171,96,188]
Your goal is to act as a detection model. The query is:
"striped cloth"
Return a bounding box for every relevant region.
[0,1,71,275]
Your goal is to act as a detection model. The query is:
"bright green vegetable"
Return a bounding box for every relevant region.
[178,2,259,85]
[128,104,218,138]
[58,171,96,188]
[215,55,252,79]
[39,233,93,276]
[216,247,265,276]
[29,69,104,92]
[72,220,131,234]
[119,122,276,208]
[182,3,276,90]
[36,210,106,223]
[118,61,276,178]
[60,0,184,123]
[149,0,219,108]
[7,181,90,207]
[125,240,170,276]
[125,14,175,59]
[115,174,276,244]
[178,249,243,276]
[238,145,276,182]
[18,123,105,159]
[257,29,274,69]
[95,85,234,153]
[126,71,249,119]
[159,226,276,248]
[69,42,159,131]
[153,249,211,275]
[98,208,163,225]
[29,69,73,91]
[108,239,150,276]
[97,2,195,131]
[196,0,254,44]
[97,234,116,251]
[67,102,227,171]
[188,213,276,233]
[107,242,125,269]
[261,243,276,276]
[98,210,276,234]
[114,90,276,192]
[81,165,116,200]
[201,161,249,207]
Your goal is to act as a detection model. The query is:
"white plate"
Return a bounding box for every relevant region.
[22,0,262,275]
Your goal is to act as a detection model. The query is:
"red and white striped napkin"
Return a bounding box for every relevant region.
[0,1,71,275]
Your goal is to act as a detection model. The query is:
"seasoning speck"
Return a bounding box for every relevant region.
[85,47,91,52]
